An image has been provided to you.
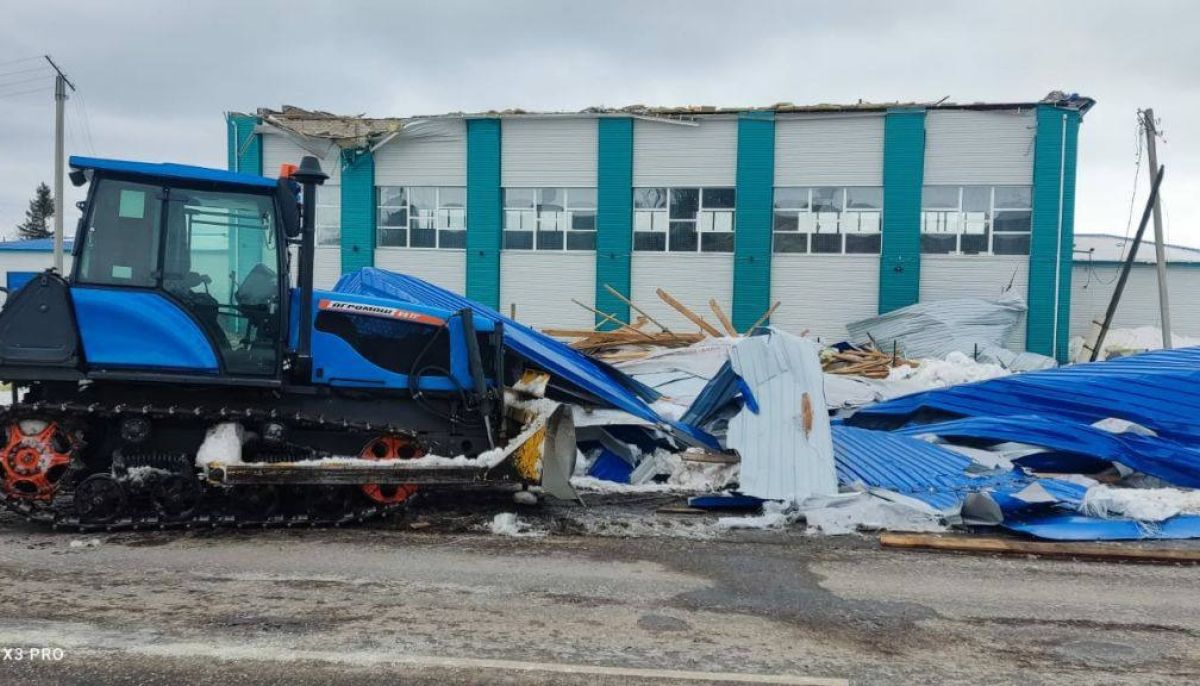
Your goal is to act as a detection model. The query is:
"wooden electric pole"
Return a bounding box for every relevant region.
[44,56,75,274]
[1141,108,1171,348]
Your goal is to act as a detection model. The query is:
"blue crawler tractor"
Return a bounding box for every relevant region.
[0,155,567,529]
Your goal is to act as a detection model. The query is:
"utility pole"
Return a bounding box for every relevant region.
[45,56,75,274]
[1141,108,1171,348]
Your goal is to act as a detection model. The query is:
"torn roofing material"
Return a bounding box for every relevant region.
[846,346,1200,443]
[896,415,1200,489]
[335,268,710,444]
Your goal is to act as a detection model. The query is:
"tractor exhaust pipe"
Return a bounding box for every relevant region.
[291,156,328,380]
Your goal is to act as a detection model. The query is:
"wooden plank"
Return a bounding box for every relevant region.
[709,300,738,337]
[604,283,673,334]
[680,451,740,464]
[656,288,723,337]
[880,532,1200,564]
[742,301,781,335]
[570,299,658,342]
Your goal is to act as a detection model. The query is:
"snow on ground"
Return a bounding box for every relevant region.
[487,512,546,538]
[1081,485,1200,522]
[1070,326,1200,361]
[195,422,245,467]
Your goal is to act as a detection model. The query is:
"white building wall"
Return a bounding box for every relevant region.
[920,255,1029,349]
[1070,264,1200,339]
[261,130,343,285]
[923,109,1037,185]
[0,252,74,299]
[374,119,466,187]
[629,254,734,332]
[500,253,594,329]
[374,250,465,294]
[770,255,878,343]
[774,114,884,186]
[632,117,738,187]
[502,118,597,187]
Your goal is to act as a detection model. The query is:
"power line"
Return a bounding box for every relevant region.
[0,55,45,68]
[0,65,53,80]
[76,91,98,155]
[0,86,52,100]
[0,74,52,89]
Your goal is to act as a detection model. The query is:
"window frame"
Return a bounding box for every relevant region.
[920,185,1032,256]
[502,186,597,252]
[633,186,736,254]
[314,183,341,247]
[375,185,467,251]
[771,186,882,255]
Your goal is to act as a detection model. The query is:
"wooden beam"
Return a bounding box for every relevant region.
[742,301,781,335]
[570,299,658,342]
[603,284,674,334]
[656,288,723,337]
[880,532,1200,565]
[709,300,737,337]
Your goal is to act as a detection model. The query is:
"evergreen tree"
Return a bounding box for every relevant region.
[16,183,54,240]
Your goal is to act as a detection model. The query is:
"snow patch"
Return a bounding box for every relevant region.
[716,501,793,530]
[196,422,245,468]
[1081,485,1200,522]
[886,351,1011,389]
[68,539,101,549]
[800,493,948,536]
[487,512,546,538]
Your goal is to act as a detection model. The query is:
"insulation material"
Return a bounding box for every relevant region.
[725,331,837,504]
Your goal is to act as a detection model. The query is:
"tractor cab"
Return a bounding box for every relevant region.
[0,156,502,411]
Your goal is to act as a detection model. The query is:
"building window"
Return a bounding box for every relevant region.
[315,184,340,246]
[376,186,466,249]
[921,185,1031,255]
[772,187,881,254]
[503,187,596,251]
[633,187,735,253]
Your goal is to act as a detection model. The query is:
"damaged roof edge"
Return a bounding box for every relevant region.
[232,90,1094,146]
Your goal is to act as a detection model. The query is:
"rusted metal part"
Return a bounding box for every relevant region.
[209,461,496,487]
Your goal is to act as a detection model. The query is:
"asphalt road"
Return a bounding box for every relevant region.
[0,504,1196,685]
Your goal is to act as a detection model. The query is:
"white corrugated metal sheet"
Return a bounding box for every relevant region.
[501,118,597,187]
[500,252,595,329]
[1070,264,1200,338]
[374,249,466,294]
[632,117,737,187]
[920,255,1028,349]
[628,254,734,331]
[313,247,342,289]
[374,119,466,187]
[774,114,884,187]
[1073,233,1200,264]
[770,255,879,343]
[923,110,1036,185]
[727,331,837,504]
[261,131,341,184]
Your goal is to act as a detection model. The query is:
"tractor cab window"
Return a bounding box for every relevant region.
[77,180,163,287]
[163,189,281,376]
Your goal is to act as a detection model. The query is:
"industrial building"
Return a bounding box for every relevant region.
[1,93,1131,363]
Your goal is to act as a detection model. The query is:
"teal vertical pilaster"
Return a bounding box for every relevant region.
[732,112,775,331]
[1027,104,1081,362]
[878,108,926,313]
[340,148,375,274]
[226,113,261,176]
[595,117,634,329]
[466,119,502,307]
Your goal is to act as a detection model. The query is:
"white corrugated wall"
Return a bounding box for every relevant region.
[923,109,1037,185]
[770,255,879,343]
[261,130,342,284]
[774,114,884,186]
[920,255,1029,349]
[629,254,734,332]
[501,118,597,187]
[374,119,466,187]
[632,117,738,187]
[1070,264,1200,338]
[500,253,594,329]
[374,250,466,295]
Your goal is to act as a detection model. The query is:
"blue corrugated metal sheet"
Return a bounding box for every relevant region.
[848,346,1200,445]
[0,238,75,252]
[1005,513,1200,541]
[896,415,1200,489]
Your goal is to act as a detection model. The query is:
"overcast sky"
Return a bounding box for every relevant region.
[1,0,1195,248]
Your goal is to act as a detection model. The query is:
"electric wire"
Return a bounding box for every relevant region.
[0,86,53,100]
[0,55,45,68]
